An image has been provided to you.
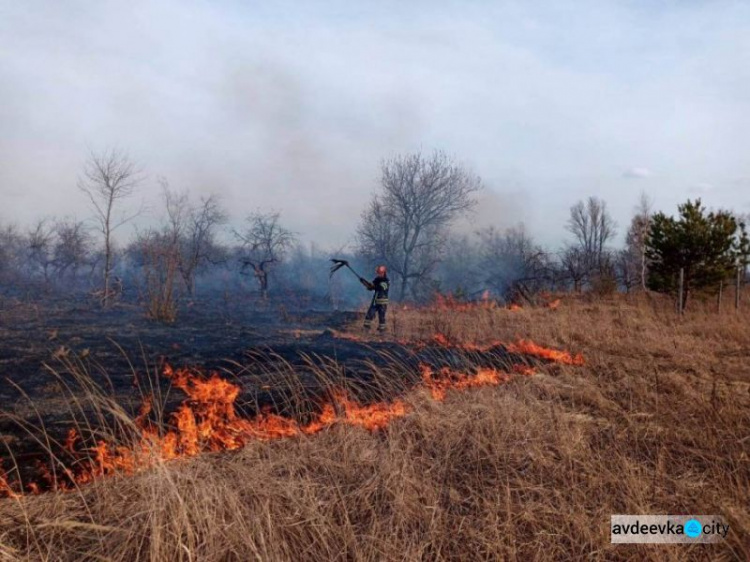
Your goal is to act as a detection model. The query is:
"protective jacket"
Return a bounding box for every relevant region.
[367,275,389,305]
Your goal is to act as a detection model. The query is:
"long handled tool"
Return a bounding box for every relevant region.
[330,259,371,288]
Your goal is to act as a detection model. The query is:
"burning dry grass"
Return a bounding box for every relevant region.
[1,293,749,560]
[0,349,541,497]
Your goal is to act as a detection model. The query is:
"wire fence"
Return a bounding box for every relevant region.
[676,267,744,315]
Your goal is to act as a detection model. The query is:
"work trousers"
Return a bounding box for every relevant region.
[364,303,387,331]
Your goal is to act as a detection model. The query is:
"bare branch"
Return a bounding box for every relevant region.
[357,150,481,300]
[78,148,142,306]
[235,210,296,297]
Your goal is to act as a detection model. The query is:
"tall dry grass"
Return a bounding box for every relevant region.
[0,293,748,560]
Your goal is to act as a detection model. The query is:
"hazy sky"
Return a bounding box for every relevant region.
[2,0,749,249]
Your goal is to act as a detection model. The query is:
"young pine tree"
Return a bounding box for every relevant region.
[646,199,748,307]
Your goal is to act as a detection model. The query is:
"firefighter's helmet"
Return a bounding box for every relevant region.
[376,265,387,277]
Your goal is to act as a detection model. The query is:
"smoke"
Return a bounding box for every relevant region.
[452,188,529,237]
[622,168,652,179]
[2,0,750,249]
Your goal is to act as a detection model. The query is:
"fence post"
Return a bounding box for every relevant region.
[736,267,741,311]
[678,268,684,315]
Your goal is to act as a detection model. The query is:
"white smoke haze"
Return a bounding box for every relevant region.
[690,182,716,194]
[2,0,750,250]
[623,168,652,179]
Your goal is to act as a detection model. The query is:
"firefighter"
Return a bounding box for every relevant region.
[360,265,389,332]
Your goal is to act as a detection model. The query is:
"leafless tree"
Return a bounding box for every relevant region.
[181,197,227,296]
[27,219,55,283]
[357,151,481,300]
[78,149,141,306]
[623,192,652,291]
[436,233,483,297]
[614,248,639,292]
[358,199,400,271]
[235,211,296,298]
[130,227,180,322]
[52,219,92,283]
[560,246,589,292]
[158,180,227,296]
[566,196,617,283]
[0,223,24,287]
[477,225,550,302]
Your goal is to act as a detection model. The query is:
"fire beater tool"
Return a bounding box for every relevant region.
[329,259,372,288]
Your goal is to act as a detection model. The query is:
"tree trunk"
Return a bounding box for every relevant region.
[182,269,196,297]
[103,236,111,307]
[681,271,690,312]
[256,267,268,299]
[103,200,113,308]
[399,225,420,301]
[399,256,410,301]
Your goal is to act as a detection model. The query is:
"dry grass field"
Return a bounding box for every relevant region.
[0,293,748,561]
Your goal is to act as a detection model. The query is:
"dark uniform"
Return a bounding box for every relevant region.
[362,275,389,332]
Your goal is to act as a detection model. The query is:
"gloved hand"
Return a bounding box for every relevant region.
[359,277,373,290]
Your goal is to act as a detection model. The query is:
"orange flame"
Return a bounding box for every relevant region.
[0,365,420,497]
[432,333,451,347]
[505,339,584,366]
[0,466,17,499]
[512,364,536,376]
[331,391,408,431]
[0,331,584,498]
[428,333,584,366]
[420,364,512,401]
[329,330,367,343]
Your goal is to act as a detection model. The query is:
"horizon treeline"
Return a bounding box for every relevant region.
[1,149,748,319]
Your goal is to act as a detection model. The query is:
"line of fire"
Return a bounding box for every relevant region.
[0,316,583,497]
